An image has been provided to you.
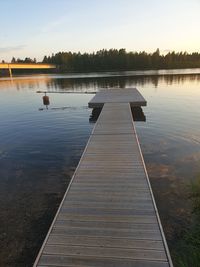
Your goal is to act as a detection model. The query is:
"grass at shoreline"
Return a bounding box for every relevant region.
[172,176,200,267]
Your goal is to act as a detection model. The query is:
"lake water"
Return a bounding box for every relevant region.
[0,69,200,266]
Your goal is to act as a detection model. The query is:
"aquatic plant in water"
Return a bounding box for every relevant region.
[173,175,200,267]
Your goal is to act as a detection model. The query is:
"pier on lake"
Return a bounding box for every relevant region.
[34,88,173,267]
[0,63,56,77]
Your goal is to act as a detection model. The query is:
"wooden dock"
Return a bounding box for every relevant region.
[34,88,173,267]
[0,63,56,77]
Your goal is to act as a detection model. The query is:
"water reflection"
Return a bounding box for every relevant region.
[89,108,102,123]
[89,106,146,123]
[1,72,200,92]
[43,74,200,91]
[131,107,146,121]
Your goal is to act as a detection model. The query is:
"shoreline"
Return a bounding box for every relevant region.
[1,67,200,80]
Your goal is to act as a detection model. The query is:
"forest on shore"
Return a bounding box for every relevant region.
[6,48,200,72]
[42,49,200,72]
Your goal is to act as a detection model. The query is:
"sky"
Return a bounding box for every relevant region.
[0,0,200,62]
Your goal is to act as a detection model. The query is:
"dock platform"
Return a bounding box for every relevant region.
[34,88,173,267]
[88,88,147,108]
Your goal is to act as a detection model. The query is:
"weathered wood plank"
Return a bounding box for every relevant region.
[61,204,154,211]
[62,197,153,204]
[38,255,169,267]
[43,245,167,261]
[57,214,159,224]
[51,227,162,240]
[47,235,165,250]
[59,207,156,216]
[54,220,160,231]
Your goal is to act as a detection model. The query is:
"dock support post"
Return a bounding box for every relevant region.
[8,66,12,78]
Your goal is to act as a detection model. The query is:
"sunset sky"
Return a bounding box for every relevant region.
[0,0,200,61]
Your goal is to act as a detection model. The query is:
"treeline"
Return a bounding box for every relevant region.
[42,49,200,72]
[10,57,37,63]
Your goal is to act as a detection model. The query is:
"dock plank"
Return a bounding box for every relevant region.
[38,255,169,267]
[47,235,165,250]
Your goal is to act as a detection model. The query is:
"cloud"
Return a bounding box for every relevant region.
[41,17,67,33]
[0,45,26,53]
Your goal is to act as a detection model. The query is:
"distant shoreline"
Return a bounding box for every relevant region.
[1,67,200,79]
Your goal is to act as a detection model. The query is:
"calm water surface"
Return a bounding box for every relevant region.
[0,70,200,266]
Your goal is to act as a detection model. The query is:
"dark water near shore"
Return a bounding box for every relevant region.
[0,69,200,266]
